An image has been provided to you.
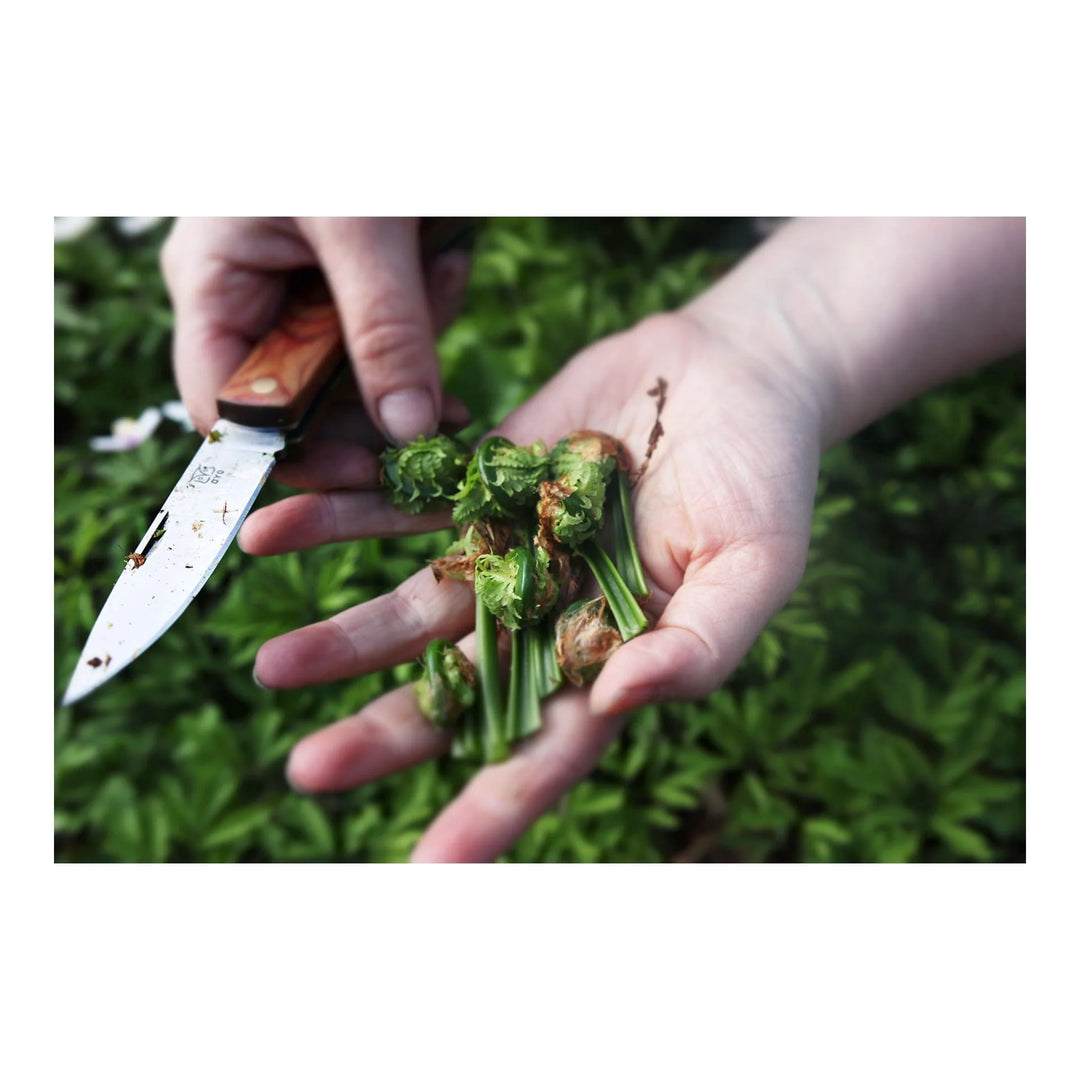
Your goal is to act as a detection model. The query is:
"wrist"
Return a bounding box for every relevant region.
[684,217,1025,450]
[681,251,841,454]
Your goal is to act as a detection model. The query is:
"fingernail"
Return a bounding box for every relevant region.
[284,747,314,795]
[252,667,269,690]
[378,388,436,445]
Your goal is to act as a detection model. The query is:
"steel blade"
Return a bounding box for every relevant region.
[61,420,286,705]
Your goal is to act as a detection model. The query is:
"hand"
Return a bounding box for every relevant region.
[161,217,472,452]
[239,310,826,861]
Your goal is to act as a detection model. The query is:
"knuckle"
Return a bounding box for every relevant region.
[316,492,343,543]
[348,302,428,373]
[350,318,426,371]
[389,575,432,642]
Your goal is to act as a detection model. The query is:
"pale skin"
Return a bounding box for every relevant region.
[166,216,1026,862]
[161,217,472,443]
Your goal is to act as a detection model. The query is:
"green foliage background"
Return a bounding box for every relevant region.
[54,217,1025,862]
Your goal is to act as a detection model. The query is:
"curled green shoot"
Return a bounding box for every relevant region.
[413,639,476,731]
[453,436,548,526]
[474,544,558,630]
[381,434,470,514]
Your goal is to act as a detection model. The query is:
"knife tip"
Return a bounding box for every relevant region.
[60,675,97,707]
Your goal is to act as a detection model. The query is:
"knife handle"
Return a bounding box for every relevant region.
[216,272,342,429]
[215,218,476,431]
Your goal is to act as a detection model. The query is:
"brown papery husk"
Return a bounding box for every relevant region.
[555,596,623,686]
[534,477,573,562]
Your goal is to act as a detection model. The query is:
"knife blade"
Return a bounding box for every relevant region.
[61,218,476,706]
[61,276,345,706]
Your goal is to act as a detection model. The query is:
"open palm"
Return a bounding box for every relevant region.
[240,311,823,861]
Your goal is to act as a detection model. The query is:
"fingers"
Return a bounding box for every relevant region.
[267,440,383,492]
[283,665,626,863]
[589,537,809,715]
[161,218,311,433]
[164,217,471,440]
[410,690,625,862]
[239,489,452,555]
[170,316,256,435]
[287,683,451,793]
[295,218,444,445]
[268,389,473,491]
[300,392,472,452]
[276,543,799,862]
[253,564,474,688]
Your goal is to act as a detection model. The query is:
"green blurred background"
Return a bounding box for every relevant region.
[54,217,1025,862]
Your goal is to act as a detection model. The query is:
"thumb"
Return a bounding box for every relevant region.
[296,217,441,445]
[589,541,807,715]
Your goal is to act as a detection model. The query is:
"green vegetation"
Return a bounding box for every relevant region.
[54,217,1025,862]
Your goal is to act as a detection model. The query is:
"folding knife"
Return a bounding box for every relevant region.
[61,220,474,705]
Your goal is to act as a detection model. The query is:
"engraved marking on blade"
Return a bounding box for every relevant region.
[189,465,224,485]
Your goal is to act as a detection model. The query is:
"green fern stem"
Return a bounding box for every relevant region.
[579,539,649,642]
[475,588,508,763]
[612,469,648,598]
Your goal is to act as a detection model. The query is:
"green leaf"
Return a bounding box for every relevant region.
[931,819,994,861]
[875,652,929,727]
[820,660,876,707]
[290,800,337,858]
[202,806,272,850]
[872,831,922,863]
[803,817,852,845]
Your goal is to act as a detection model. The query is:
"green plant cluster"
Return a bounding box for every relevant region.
[54,218,1025,862]
[386,429,647,764]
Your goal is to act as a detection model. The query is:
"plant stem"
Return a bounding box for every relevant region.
[580,539,649,641]
[475,589,507,763]
[451,707,482,762]
[507,626,544,743]
[533,613,563,699]
[612,469,648,598]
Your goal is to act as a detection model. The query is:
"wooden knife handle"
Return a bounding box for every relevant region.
[216,272,343,429]
[215,219,476,430]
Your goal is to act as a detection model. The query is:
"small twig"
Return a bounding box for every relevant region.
[631,377,668,486]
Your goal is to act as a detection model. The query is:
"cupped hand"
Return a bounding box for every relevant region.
[160,217,472,447]
[240,311,825,861]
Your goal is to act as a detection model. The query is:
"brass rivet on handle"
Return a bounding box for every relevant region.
[251,377,278,395]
